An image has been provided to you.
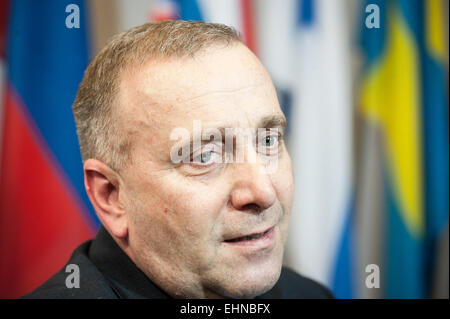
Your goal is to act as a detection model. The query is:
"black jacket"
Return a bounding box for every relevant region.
[23,227,334,299]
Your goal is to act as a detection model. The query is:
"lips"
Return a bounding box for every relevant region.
[223,226,276,251]
[224,228,272,243]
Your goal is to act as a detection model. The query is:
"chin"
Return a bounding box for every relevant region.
[215,262,283,299]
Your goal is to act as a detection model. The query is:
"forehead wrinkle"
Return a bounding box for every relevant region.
[176,82,266,104]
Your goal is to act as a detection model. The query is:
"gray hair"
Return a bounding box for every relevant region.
[72,20,241,171]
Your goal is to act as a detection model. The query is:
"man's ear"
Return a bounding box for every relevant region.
[84,158,127,239]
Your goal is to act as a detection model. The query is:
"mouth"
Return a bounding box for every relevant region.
[223,226,275,248]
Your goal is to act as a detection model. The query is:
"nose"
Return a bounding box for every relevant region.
[229,161,277,213]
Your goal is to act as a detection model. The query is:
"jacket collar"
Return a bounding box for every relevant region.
[88,226,282,299]
[88,226,170,298]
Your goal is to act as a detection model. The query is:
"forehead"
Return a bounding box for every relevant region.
[118,44,283,137]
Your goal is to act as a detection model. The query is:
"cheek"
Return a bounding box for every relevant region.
[127,171,228,266]
[272,154,294,209]
[270,154,294,243]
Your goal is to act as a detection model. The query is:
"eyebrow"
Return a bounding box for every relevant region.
[257,115,287,132]
[197,115,286,140]
[171,114,287,151]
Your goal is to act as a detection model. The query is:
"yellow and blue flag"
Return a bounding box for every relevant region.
[360,0,448,298]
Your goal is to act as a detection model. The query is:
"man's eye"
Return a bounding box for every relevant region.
[262,135,277,147]
[257,132,281,157]
[260,135,278,148]
[192,151,216,165]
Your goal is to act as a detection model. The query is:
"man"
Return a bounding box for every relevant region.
[24,20,333,299]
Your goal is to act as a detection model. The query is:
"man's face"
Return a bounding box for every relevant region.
[117,44,294,298]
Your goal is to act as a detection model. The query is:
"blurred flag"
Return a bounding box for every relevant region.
[359,0,449,298]
[254,0,296,128]
[0,0,8,156]
[0,0,100,298]
[284,0,356,298]
[150,0,178,21]
[149,0,257,53]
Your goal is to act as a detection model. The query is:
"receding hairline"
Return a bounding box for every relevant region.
[112,42,249,151]
[72,20,243,171]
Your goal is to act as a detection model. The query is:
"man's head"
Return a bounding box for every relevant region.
[73,20,294,298]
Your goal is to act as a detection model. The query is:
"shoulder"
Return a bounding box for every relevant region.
[21,241,117,299]
[268,266,335,299]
